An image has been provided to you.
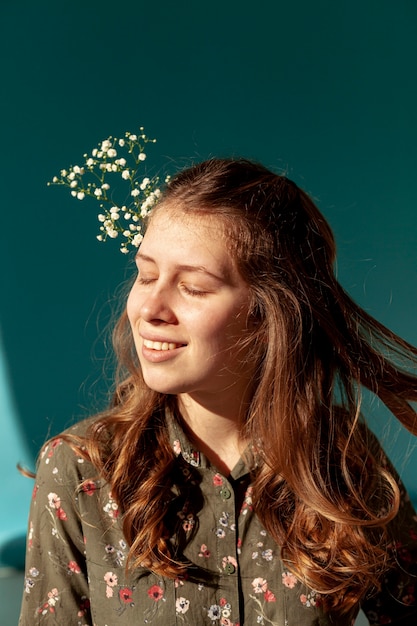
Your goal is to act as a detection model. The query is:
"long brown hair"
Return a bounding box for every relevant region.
[66,158,417,613]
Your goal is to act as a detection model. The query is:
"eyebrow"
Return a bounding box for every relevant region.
[135,252,229,282]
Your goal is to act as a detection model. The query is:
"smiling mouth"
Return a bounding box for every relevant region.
[143,339,184,351]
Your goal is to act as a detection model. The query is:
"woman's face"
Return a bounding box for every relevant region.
[127,206,256,409]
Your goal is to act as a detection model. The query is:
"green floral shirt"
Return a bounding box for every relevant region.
[19,414,417,626]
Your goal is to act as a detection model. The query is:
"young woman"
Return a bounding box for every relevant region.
[19,158,417,625]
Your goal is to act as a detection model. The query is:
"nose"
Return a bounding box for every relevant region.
[138,284,178,325]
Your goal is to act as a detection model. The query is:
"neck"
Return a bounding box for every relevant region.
[176,393,250,475]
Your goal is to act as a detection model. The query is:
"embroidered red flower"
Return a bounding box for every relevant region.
[78,596,90,617]
[56,507,67,521]
[264,589,276,602]
[68,560,81,573]
[147,584,164,601]
[213,473,223,486]
[119,587,134,604]
[82,481,96,496]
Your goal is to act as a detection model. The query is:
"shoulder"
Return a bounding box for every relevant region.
[36,416,100,488]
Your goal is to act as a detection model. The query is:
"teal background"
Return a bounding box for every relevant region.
[1,0,416,566]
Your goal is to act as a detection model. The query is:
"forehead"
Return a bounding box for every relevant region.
[139,206,238,278]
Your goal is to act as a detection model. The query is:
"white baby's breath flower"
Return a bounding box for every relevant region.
[140,177,150,190]
[49,126,162,252]
[132,233,144,246]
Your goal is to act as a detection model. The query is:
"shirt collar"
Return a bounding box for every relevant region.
[165,405,254,479]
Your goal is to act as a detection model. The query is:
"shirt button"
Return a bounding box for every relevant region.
[219,487,231,500]
[224,563,236,575]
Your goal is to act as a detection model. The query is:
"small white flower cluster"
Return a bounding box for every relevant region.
[48,128,168,253]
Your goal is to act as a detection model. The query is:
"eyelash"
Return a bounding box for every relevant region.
[136,276,208,297]
[136,276,155,285]
[181,285,207,297]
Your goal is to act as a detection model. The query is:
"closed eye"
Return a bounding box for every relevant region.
[136,276,156,285]
[181,285,209,297]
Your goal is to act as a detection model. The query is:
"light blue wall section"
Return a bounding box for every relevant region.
[1,1,416,545]
[0,330,33,566]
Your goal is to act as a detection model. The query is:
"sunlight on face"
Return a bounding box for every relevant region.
[127,206,256,406]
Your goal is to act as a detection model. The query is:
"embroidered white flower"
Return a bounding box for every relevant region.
[176,597,190,614]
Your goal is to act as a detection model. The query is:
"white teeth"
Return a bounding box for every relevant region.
[143,339,181,351]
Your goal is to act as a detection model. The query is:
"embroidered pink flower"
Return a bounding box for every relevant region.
[147,584,164,601]
[252,577,268,593]
[104,572,118,587]
[198,543,211,558]
[48,492,61,509]
[282,571,298,589]
[300,591,317,607]
[173,439,181,455]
